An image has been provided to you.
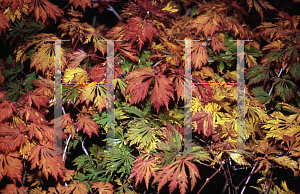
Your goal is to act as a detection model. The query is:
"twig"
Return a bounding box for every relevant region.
[107,5,122,21]
[240,161,259,194]
[82,137,89,156]
[195,136,233,194]
[197,163,224,194]
[266,170,274,194]
[62,135,72,162]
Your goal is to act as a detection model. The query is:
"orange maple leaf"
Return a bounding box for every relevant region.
[67,49,88,69]
[21,105,45,124]
[77,115,99,138]
[68,181,88,194]
[0,100,17,122]
[0,123,27,152]
[48,183,68,194]
[26,123,53,143]
[0,152,23,184]
[126,66,174,113]
[0,184,28,194]
[28,141,65,180]
[129,156,157,190]
[69,0,92,11]
[91,182,114,194]
[191,42,208,70]
[153,155,200,194]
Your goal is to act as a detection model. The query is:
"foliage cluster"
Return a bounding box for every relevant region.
[0,0,300,193]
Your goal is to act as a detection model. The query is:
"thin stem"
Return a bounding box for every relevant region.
[266,170,274,194]
[107,5,122,21]
[197,163,224,194]
[73,38,80,51]
[240,161,259,194]
[82,137,89,156]
[62,135,72,162]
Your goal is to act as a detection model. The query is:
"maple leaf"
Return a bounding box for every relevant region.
[21,105,45,124]
[123,16,158,51]
[80,84,107,113]
[77,115,100,138]
[246,0,276,20]
[129,155,157,190]
[273,75,298,102]
[0,184,28,194]
[17,91,49,110]
[192,75,215,103]
[192,110,213,137]
[84,29,106,55]
[89,63,106,82]
[67,49,88,69]
[48,183,68,194]
[169,65,185,101]
[114,41,138,62]
[32,76,54,98]
[28,141,65,180]
[246,65,273,86]
[28,0,63,24]
[0,152,23,184]
[191,42,208,69]
[0,100,17,122]
[63,67,88,83]
[211,34,226,52]
[153,155,200,194]
[0,12,10,35]
[68,181,88,194]
[191,15,221,38]
[69,0,92,11]
[91,182,114,194]
[26,123,53,143]
[126,66,174,113]
[0,123,27,152]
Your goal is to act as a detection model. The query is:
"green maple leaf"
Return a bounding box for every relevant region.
[246,65,274,85]
[274,75,298,102]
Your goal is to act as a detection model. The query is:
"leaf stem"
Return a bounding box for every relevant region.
[266,170,274,194]
[239,161,258,194]
[268,63,288,96]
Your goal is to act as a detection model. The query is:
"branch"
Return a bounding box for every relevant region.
[239,161,259,194]
[82,137,89,156]
[266,170,274,194]
[107,5,121,21]
[197,163,224,194]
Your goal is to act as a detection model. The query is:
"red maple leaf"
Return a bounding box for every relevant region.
[0,123,27,152]
[192,75,215,103]
[0,12,10,35]
[126,66,174,113]
[123,17,158,51]
[18,91,49,110]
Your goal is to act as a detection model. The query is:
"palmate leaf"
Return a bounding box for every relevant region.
[129,155,157,190]
[0,152,23,184]
[192,111,213,137]
[0,12,10,35]
[77,115,100,138]
[288,62,300,82]
[123,16,158,51]
[67,181,88,194]
[191,42,208,70]
[153,155,200,194]
[80,84,107,113]
[28,0,63,24]
[126,66,174,113]
[246,0,276,20]
[91,182,114,194]
[252,87,272,104]
[274,75,298,102]
[125,119,157,150]
[28,141,65,181]
[68,0,92,12]
[246,65,273,86]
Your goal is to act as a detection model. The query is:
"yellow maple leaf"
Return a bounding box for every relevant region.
[63,67,88,83]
